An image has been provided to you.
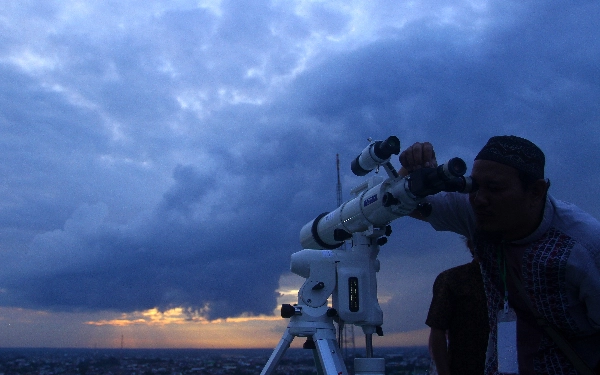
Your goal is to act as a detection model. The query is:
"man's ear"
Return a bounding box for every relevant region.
[530,178,549,204]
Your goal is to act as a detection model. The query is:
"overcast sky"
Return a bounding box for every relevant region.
[1,0,599,349]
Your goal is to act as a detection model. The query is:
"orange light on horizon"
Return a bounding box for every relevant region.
[0,305,429,349]
[84,307,281,327]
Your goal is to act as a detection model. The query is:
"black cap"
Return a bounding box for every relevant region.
[475,135,545,179]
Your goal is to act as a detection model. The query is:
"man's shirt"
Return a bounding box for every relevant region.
[426,260,489,375]
[424,193,600,374]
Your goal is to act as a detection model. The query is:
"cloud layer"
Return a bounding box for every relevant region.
[1,0,599,334]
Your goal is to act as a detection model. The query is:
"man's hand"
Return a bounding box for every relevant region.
[398,142,437,176]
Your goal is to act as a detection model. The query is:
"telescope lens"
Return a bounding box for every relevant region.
[446,157,467,177]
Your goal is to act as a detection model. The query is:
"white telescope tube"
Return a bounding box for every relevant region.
[299,175,421,250]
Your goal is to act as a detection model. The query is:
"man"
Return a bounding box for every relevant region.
[400,136,600,374]
[426,238,489,375]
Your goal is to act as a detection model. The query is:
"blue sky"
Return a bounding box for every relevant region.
[1,0,599,348]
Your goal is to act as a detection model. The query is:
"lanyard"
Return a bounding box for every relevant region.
[496,244,509,313]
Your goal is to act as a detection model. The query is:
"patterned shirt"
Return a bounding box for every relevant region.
[424,193,600,375]
[426,260,489,375]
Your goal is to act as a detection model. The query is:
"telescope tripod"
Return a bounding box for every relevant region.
[262,137,471,374]
[260,302,347,375]
[261,230,388,375]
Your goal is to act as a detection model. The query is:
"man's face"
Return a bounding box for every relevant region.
[469,160,537,239]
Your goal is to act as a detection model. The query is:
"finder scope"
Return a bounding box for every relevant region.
[351,136,400,176]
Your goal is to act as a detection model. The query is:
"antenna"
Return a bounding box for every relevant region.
[336,154,342,207]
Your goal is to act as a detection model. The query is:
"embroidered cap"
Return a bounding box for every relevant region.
[475,135,545,179]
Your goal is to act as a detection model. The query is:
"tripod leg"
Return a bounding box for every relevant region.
[314,337,348,375]
[260,329,294,375]
[311,346,326,375]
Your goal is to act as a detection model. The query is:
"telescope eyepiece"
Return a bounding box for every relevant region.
[409,158,469,197]
[445,157,467,178]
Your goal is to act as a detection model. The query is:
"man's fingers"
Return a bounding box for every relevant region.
[399,146,411,168]
[422,142,437,167]
[400,142,437,170]
[411,142,424,167]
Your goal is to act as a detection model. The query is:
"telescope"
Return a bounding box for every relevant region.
[261,136,473,375]
[301,135,472,250]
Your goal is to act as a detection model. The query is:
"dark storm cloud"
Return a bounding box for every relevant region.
[0,67,109,233]
[285,0,600,182]
[0,0,599,335]
[1,162,302,318]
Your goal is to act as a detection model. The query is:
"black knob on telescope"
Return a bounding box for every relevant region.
[326,308,338,317]
[281,304,296,318]
[382,192,399,207]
